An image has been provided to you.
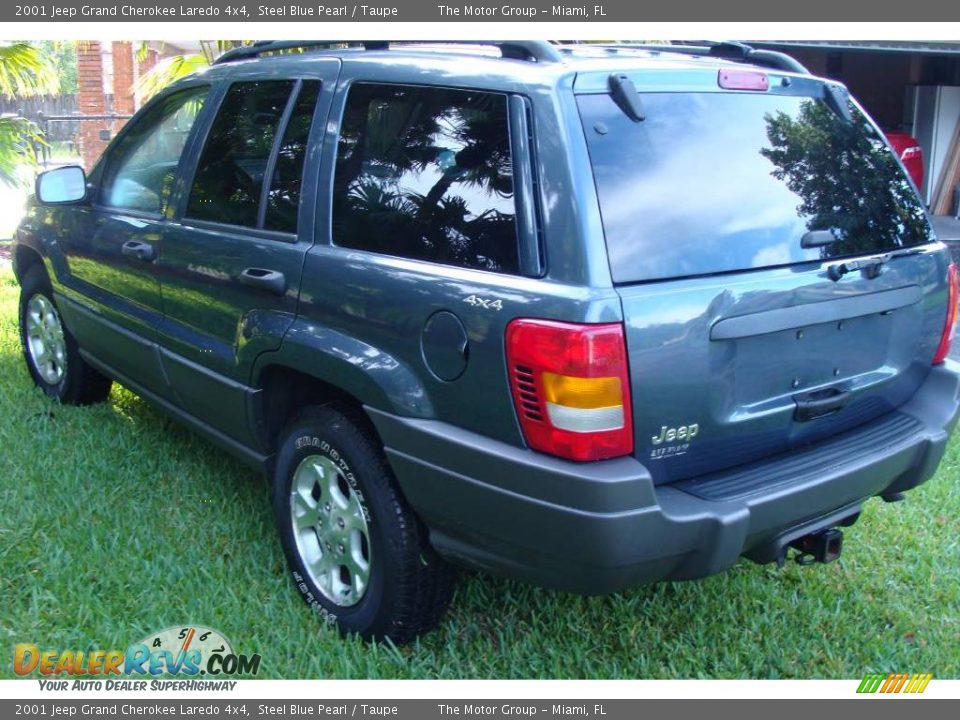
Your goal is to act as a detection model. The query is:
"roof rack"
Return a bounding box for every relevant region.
[212,40,564,66]
[569,41,809,75]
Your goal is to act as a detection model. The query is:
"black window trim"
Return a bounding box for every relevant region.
[93,82,212,220]
[256,78,303,231]
[509,94,544,278]
[178,77,317,240]
[329,79,541,278]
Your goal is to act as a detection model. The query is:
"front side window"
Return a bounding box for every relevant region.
[100,86,207,214]
[333,83,519,274]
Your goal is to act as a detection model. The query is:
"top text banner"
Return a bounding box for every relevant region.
[4,0,960,22]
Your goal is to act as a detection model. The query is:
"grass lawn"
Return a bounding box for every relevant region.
[0,263,958,680]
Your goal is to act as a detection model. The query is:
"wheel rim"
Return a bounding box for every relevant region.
[25,294,67,386]
[290,454,371,607]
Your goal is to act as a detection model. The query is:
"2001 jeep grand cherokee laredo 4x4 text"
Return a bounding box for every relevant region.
[13,41,960,643]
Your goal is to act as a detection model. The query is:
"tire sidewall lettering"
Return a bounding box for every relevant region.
[293,435,371,525]
[284,429,376,624]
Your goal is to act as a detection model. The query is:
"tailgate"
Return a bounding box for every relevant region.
[576,70,949,483]
[617,252,948,483]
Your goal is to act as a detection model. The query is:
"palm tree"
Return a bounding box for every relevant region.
[133,41,362,102]
[0,42,58,185]
[133,41,264,102]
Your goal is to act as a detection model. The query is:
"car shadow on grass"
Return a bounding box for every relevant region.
[1,306,956,678]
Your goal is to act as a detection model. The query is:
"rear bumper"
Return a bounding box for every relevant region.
[367,360,960,594]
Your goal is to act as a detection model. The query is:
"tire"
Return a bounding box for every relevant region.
[18,264,112,405]
[273,405,455,643]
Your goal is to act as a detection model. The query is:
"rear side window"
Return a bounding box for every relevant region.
[187,80,319,233]
[578,92,932,283]
[333,83,519,274]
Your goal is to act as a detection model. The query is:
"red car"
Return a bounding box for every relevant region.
[886,131,925,191]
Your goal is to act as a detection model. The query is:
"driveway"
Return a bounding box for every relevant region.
[933,215,960,263]
[929,217,960,362]
[0,178,28,268]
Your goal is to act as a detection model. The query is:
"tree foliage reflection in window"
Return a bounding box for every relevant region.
[188,80,294,228]
[762,100,930,258]
[333,83,519,274]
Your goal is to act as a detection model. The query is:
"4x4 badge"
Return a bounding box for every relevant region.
[463,294,503,311]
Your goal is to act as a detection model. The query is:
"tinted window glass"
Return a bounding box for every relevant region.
[101,87,207,214]
[333,83,519,273]
[578,92,932,284]
[264,81,320,233]
[187,80,295,228]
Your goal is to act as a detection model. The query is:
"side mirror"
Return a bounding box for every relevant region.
[36,165,87,205]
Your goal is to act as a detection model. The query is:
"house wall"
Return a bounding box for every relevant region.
[76,41,108,170]
[767,46,960,203]
[768,46,960,133]
[839,52,915,131]
[74,42,161,169]
[112,41,135,117]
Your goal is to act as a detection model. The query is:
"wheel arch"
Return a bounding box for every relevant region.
[255,364,385,453]
[250,319,434,450]
[12,244,46,285]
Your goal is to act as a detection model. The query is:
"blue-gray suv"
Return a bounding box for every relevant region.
[13,41,960,643]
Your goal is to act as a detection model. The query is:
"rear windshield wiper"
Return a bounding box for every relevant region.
[827,246,926,281]
[801,230,927,281]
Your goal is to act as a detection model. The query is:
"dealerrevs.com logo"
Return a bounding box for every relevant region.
[14,625,261,689]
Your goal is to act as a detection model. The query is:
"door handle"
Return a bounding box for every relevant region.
[793,387,851,422]
[121,240,156,262]
[238,267,286,295]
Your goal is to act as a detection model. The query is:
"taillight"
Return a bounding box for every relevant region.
[506,319,633,462]
[933,262,958,365]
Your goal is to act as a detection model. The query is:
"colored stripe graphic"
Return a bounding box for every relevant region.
[857,673,886,693]
[858,672,932,694]
[907,673,933,694]
[881,673,906,693]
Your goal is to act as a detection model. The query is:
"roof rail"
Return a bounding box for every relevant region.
[575,41,809,75]
[213,41,361,64]
[212,40,564,66]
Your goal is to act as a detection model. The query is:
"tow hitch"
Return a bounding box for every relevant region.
[790,528,843,565]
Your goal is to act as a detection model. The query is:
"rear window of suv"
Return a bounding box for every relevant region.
[577,91,932,284]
